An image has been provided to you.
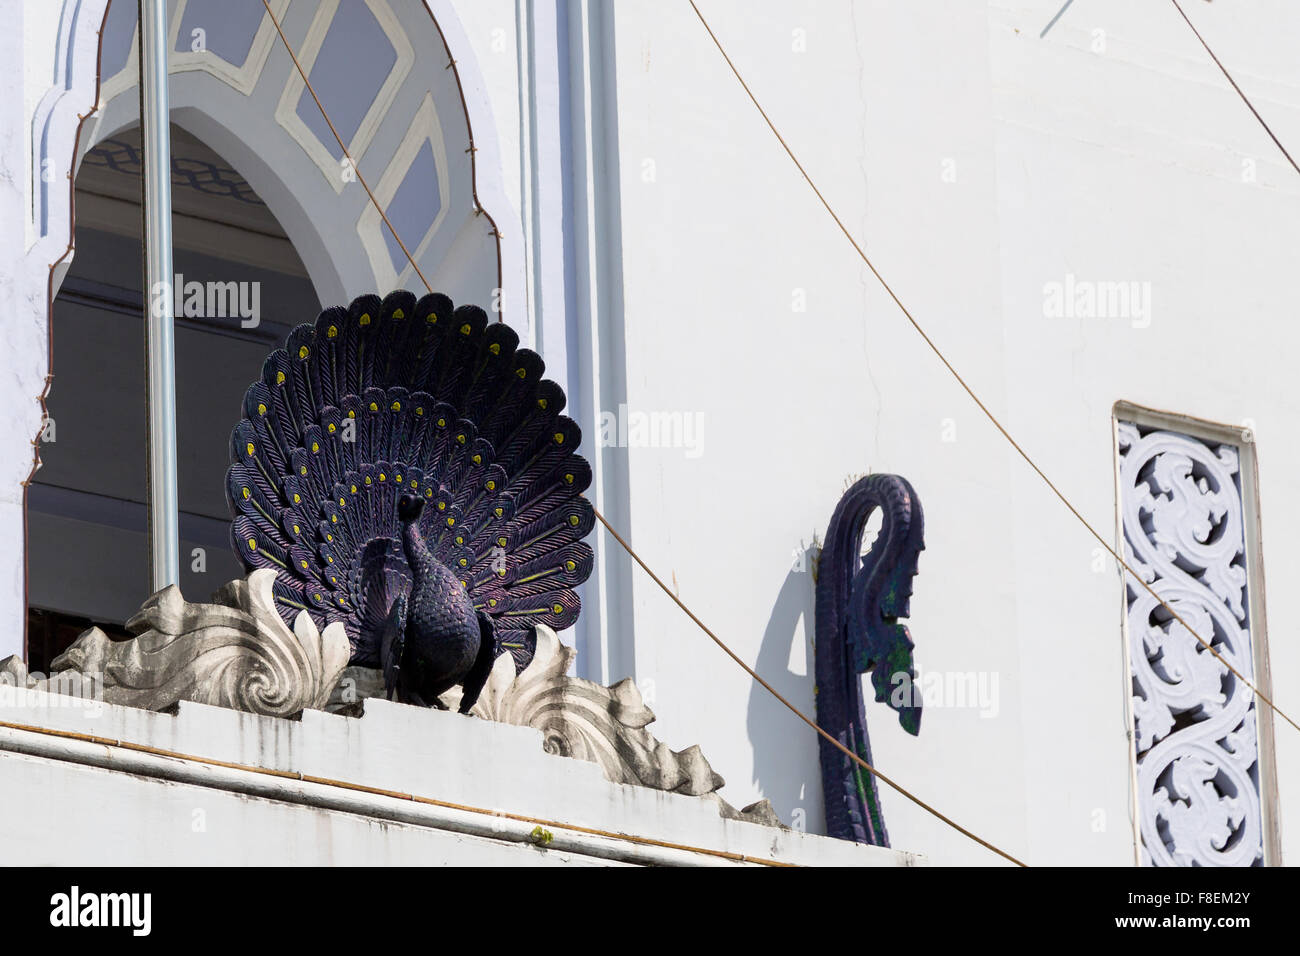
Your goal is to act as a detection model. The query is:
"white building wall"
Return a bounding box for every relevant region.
[595,0,1300,865]
[4,0,1297,865]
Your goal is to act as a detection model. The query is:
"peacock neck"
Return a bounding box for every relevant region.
[400,520,439,580]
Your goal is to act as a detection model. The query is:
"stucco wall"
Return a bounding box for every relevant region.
[596,0,1300,865]
[6,0,1298,865]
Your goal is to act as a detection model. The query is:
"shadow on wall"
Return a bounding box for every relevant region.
[748,566,824,835]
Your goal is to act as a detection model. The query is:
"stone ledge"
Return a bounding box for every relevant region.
[0,687,921,866]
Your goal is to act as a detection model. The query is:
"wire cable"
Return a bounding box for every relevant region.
[1170,0,1300,178]
[687,0,1300,739]
[264,0,1027,866]
[262,4,433,293]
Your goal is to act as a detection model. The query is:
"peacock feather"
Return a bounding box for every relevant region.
[814,473,924,846]
[225,290,594,685]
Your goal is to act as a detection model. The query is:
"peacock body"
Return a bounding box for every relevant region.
[225,290,594,711]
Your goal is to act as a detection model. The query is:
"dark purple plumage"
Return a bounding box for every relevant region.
[225,291,594,707]
[815,473,924,847]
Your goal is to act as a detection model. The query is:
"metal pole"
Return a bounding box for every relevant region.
[139,0,179,591]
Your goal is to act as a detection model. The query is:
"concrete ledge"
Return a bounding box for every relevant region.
[0,688,922,866]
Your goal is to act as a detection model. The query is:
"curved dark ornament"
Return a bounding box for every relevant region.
[815,474,924,846]
[225,290,595,711]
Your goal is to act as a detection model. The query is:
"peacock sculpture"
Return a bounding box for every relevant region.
[815,474,925,846]
[225,290,594,712]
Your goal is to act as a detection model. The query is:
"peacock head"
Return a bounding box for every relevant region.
[397,493,425,525]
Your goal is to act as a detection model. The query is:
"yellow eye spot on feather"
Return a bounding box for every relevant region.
[410,481,418,490]
[552,604,564,615]
[313,594,322,602]
[472,454,482,465]
[328,423,336,434]
[494,507,504,518]
[565,560,577,572]
[293,493,301,504]
[298,346,309,360]
[437,501,446,511]
[446,517,455,527]
[350,485,358,494]
[486,480,496,491]
[488,343,500,355]
[554,432,565,445]
[293,525,301,535]
[455,536,464,545]
[369,402,379,412]
[327,325,338,338]
[241,487,251,500]
[497,568,506,578]
[393,308,405,319]
[326,534,333,542]
[568,515,580,527]
[516,368,527,379]
[456,434,466,444]
[276,371,285,385]
[339,498,346,507]
[247,538,257,550]
[331,514,338,524]
[378,473,386,482]
[327,555,333,564]
[246,442,255,456]
[462,580,469,589]
[488,598,497,608]
[538,398,548,410]
[458,558,468,567]
[437,418,446,428]
[311,442,319,453]
[391,401,401,411]
[348,410,356,419]
[498,536,507,548]
[459,323,471,335]
[359,313,371,326]
[364,476,372,485]
[257,403,267,415]
[416,407,424,417]
[395,474,403,482]
[299,466,307,476]
[300,560,309,570]
[427,314,438,324]
[564,473,574,484]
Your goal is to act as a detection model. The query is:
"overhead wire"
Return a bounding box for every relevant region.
[262,0,1024,865]
[686,0,1300,739]
[1170,0,1300,178]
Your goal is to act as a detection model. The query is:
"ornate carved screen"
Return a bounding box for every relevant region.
[1114,404,1280,867]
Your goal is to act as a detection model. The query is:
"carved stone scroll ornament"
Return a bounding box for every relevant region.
[3,570,779,828]
[1118,423,1263,867]
[4,569,350,718]
[331,627,783,827]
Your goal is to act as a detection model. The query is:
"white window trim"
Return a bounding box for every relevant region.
[273,0,414,195]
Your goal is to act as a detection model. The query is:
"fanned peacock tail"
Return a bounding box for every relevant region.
[225,290,595,673]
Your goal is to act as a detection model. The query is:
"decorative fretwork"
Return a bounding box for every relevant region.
[1118,421,1263,867]
[83,138,265,205]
